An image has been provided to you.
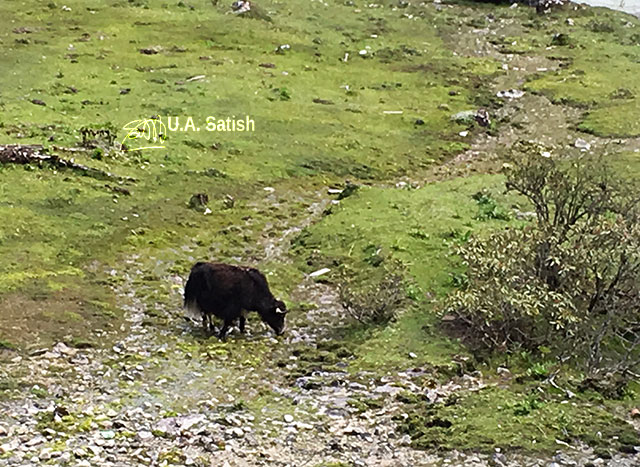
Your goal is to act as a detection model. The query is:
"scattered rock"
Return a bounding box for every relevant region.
[223,194,235,209]
[475,108,491,127]
[313,98,334,105]
[31,99,46,106]
[179,414,206,432]
[137,430,153,441]
[309,268,331,278]
[139,46,163,55]
[13,26,35,34]
[188,193,209,211]
[231,0,251,13]
[496,89,525,99]
[0,439,19,454]
[101,430,116,439]
[551,33,571,46]
[491,451,507,466]
[574,138,591,151]
[451,110,477,124]
[283,414,294,423]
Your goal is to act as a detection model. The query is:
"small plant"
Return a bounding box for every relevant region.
[339,264,410,325]
[277,87,291,101]
[526,361,551,380]
[472,190,511,221]
[91,147,103,160]
[513,394,544,416]
[362,244,384,267]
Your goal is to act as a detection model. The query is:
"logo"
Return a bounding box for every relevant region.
[121,117,167,152]
[121,116,255,152]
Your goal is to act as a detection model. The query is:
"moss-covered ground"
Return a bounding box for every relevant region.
[1,0,639,460]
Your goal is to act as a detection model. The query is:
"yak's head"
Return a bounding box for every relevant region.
[258,299,288,336]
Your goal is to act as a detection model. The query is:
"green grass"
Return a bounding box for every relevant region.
[0,0,491,345]
[522,8,640,136]
[1,0,640,458]
[399,384,639,453]
[292,175,515,294]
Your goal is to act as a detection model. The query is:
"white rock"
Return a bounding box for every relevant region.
[263,187,275,193]
[497,89,525,99]
[26,436,46,447]
[283,414,294,423]
[39,448,52,460]
[309,268,330,277]
[53,342,75,355]
[459,131,469,137]
[408,352,417,359]
[138,431,153,441]
[179,414,206,431]
[0,439,19,454]
[574,138,591,151]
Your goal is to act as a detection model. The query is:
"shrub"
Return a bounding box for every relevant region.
[445,142,640,380]
[339,264,411,325]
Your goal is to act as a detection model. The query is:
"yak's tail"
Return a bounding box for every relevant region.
[183,264,207,321]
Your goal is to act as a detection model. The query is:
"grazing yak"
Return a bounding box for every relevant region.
[183,262,288,339]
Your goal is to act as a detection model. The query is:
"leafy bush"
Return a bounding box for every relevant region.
[339,264,411,325]
[445,142,640,380]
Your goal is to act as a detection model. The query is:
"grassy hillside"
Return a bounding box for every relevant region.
[1,0,639,462]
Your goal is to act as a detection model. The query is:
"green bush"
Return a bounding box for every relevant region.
[339,263,411,325]
[445,142,640,380]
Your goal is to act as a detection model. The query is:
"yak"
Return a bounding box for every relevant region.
[183,262,288,339]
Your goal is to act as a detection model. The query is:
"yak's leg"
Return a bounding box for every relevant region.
[218,318,233,340]
[202,314,209,332]
[239,312,247,334]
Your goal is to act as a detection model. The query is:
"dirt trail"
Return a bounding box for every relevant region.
[437,14,640,179]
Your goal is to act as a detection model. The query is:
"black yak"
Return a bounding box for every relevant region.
[183,262,287,339]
